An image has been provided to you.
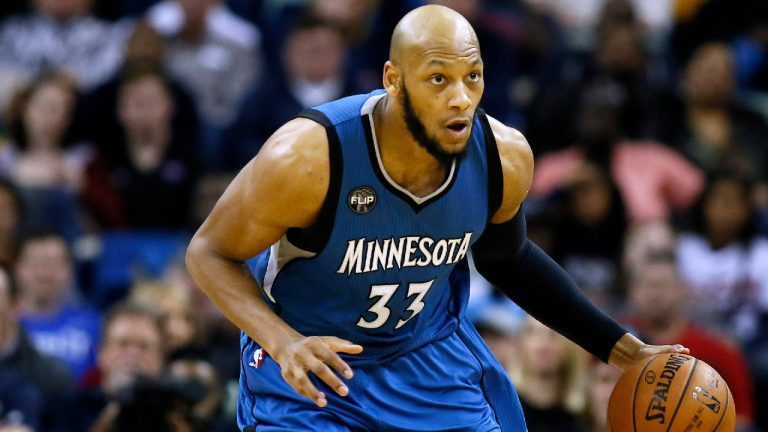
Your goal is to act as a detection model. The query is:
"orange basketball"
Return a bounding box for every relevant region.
[607,353,735,432]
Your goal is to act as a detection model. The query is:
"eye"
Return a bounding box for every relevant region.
[468,71,482,82]
[429,75,445,85]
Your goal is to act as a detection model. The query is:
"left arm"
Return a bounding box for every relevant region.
[472,116,687,370]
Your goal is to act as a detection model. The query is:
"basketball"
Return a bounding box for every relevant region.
[607,353,735,432]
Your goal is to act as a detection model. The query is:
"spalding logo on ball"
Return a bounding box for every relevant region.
[608,353,735,431]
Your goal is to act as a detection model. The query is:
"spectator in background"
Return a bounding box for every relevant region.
[79,20,200,170]
[582,359,622,432]
[75,302,166,431]
[0,263,74,431]
[669,0,759,69]
[656,43,768,186]
[471,303,520,370]
[304,0,387,91]
[0,0,123,90]
[509,316,587,432]
[530,84,704,224]
[730,2,768,93]
[14,231,100,382]
[622,220,677,277]
[0,367,40,432]
[168,348,232,431]
[224,13,353,169]
[129,278,198,356]
[147,0,263,168]
[525,0,674,51]
[0,180,22,268]
[0,72,91,241]
[0,72,85,189]
[624,249,756,430]
[83,67,199,230]
[528,12,666,153]
[544,163,627,307]
[677,172,768,340]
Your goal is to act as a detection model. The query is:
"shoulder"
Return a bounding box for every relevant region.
[486,115,534,223]
[234,117,330,228]
[253,117,329,179]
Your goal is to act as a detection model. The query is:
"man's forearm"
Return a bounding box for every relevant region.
[185,237,301,356]
[472,212,627,362]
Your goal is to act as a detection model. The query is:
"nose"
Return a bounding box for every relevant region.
[448,82,472,111]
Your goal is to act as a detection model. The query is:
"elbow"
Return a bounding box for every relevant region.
[185,234,207,277]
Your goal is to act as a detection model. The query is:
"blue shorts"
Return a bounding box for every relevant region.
[238,320,527,431]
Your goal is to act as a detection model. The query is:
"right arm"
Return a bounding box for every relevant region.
[185,118,362,407]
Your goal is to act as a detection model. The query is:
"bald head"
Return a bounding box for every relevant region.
[390,5,479,66]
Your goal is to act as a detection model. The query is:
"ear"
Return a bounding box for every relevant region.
[382,61,401,96]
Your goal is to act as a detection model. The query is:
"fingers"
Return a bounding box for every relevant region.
[278,336,363,407]
[307,357,350,397]
[323,351,355,380]
[647,344,690,356]
[321,336,364,355]
[285,366,327,407]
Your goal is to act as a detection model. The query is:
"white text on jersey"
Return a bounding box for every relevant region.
[337,233,473,275]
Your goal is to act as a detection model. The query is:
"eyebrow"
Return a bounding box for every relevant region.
[426,58,483,68]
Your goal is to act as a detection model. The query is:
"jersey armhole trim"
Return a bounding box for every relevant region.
[286,109,342,254]
[477,109,503,222]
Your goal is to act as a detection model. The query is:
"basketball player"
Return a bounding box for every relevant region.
[186,5,688,431]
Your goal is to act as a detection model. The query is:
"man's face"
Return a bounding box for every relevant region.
[98,314,164,392]
[118,75,174,135]
[285,26,346,83]
[396,38,484,165]
[15,237,71,306]
[629,262,685,325]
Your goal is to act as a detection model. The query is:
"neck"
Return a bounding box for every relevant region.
[707,230,737,249]
[519,372,562,408]
[26,134,61,153]
[373,96,449,196]
[181,20,206,44]
[688,100,727,112]
[127,124,170,146]
[21,295,60,315]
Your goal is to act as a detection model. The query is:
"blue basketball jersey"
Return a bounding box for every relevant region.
[246,89,501,364]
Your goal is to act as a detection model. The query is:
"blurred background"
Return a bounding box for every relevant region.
[0,0,766,431]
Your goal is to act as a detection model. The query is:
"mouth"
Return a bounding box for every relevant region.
[445,119,470,137]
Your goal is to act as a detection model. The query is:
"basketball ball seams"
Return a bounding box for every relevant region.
[665,358,699,432]
[632,355,659,431]
[611,354,734,432]
[711,385,730,432]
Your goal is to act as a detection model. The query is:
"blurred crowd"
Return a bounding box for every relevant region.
[0,0,766,431]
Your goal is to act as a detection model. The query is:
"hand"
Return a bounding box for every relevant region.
[609,333,689,372]
[634,342,690,364]
[271,335,363,407]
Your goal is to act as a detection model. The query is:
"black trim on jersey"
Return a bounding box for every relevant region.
[295,107,333,127]
[361,114,460,213]
[285,109,342,254]
[477,108,503,222]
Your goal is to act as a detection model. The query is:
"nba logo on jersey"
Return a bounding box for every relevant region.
[249,348,265,369]
[348,187,376,214]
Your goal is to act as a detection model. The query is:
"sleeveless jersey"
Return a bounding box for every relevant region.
[246,90,502,364]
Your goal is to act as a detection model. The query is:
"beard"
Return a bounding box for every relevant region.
[400,83,468,168]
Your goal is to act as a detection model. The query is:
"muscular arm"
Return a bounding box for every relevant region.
[472,116,686,369]
[186,118,361,406]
